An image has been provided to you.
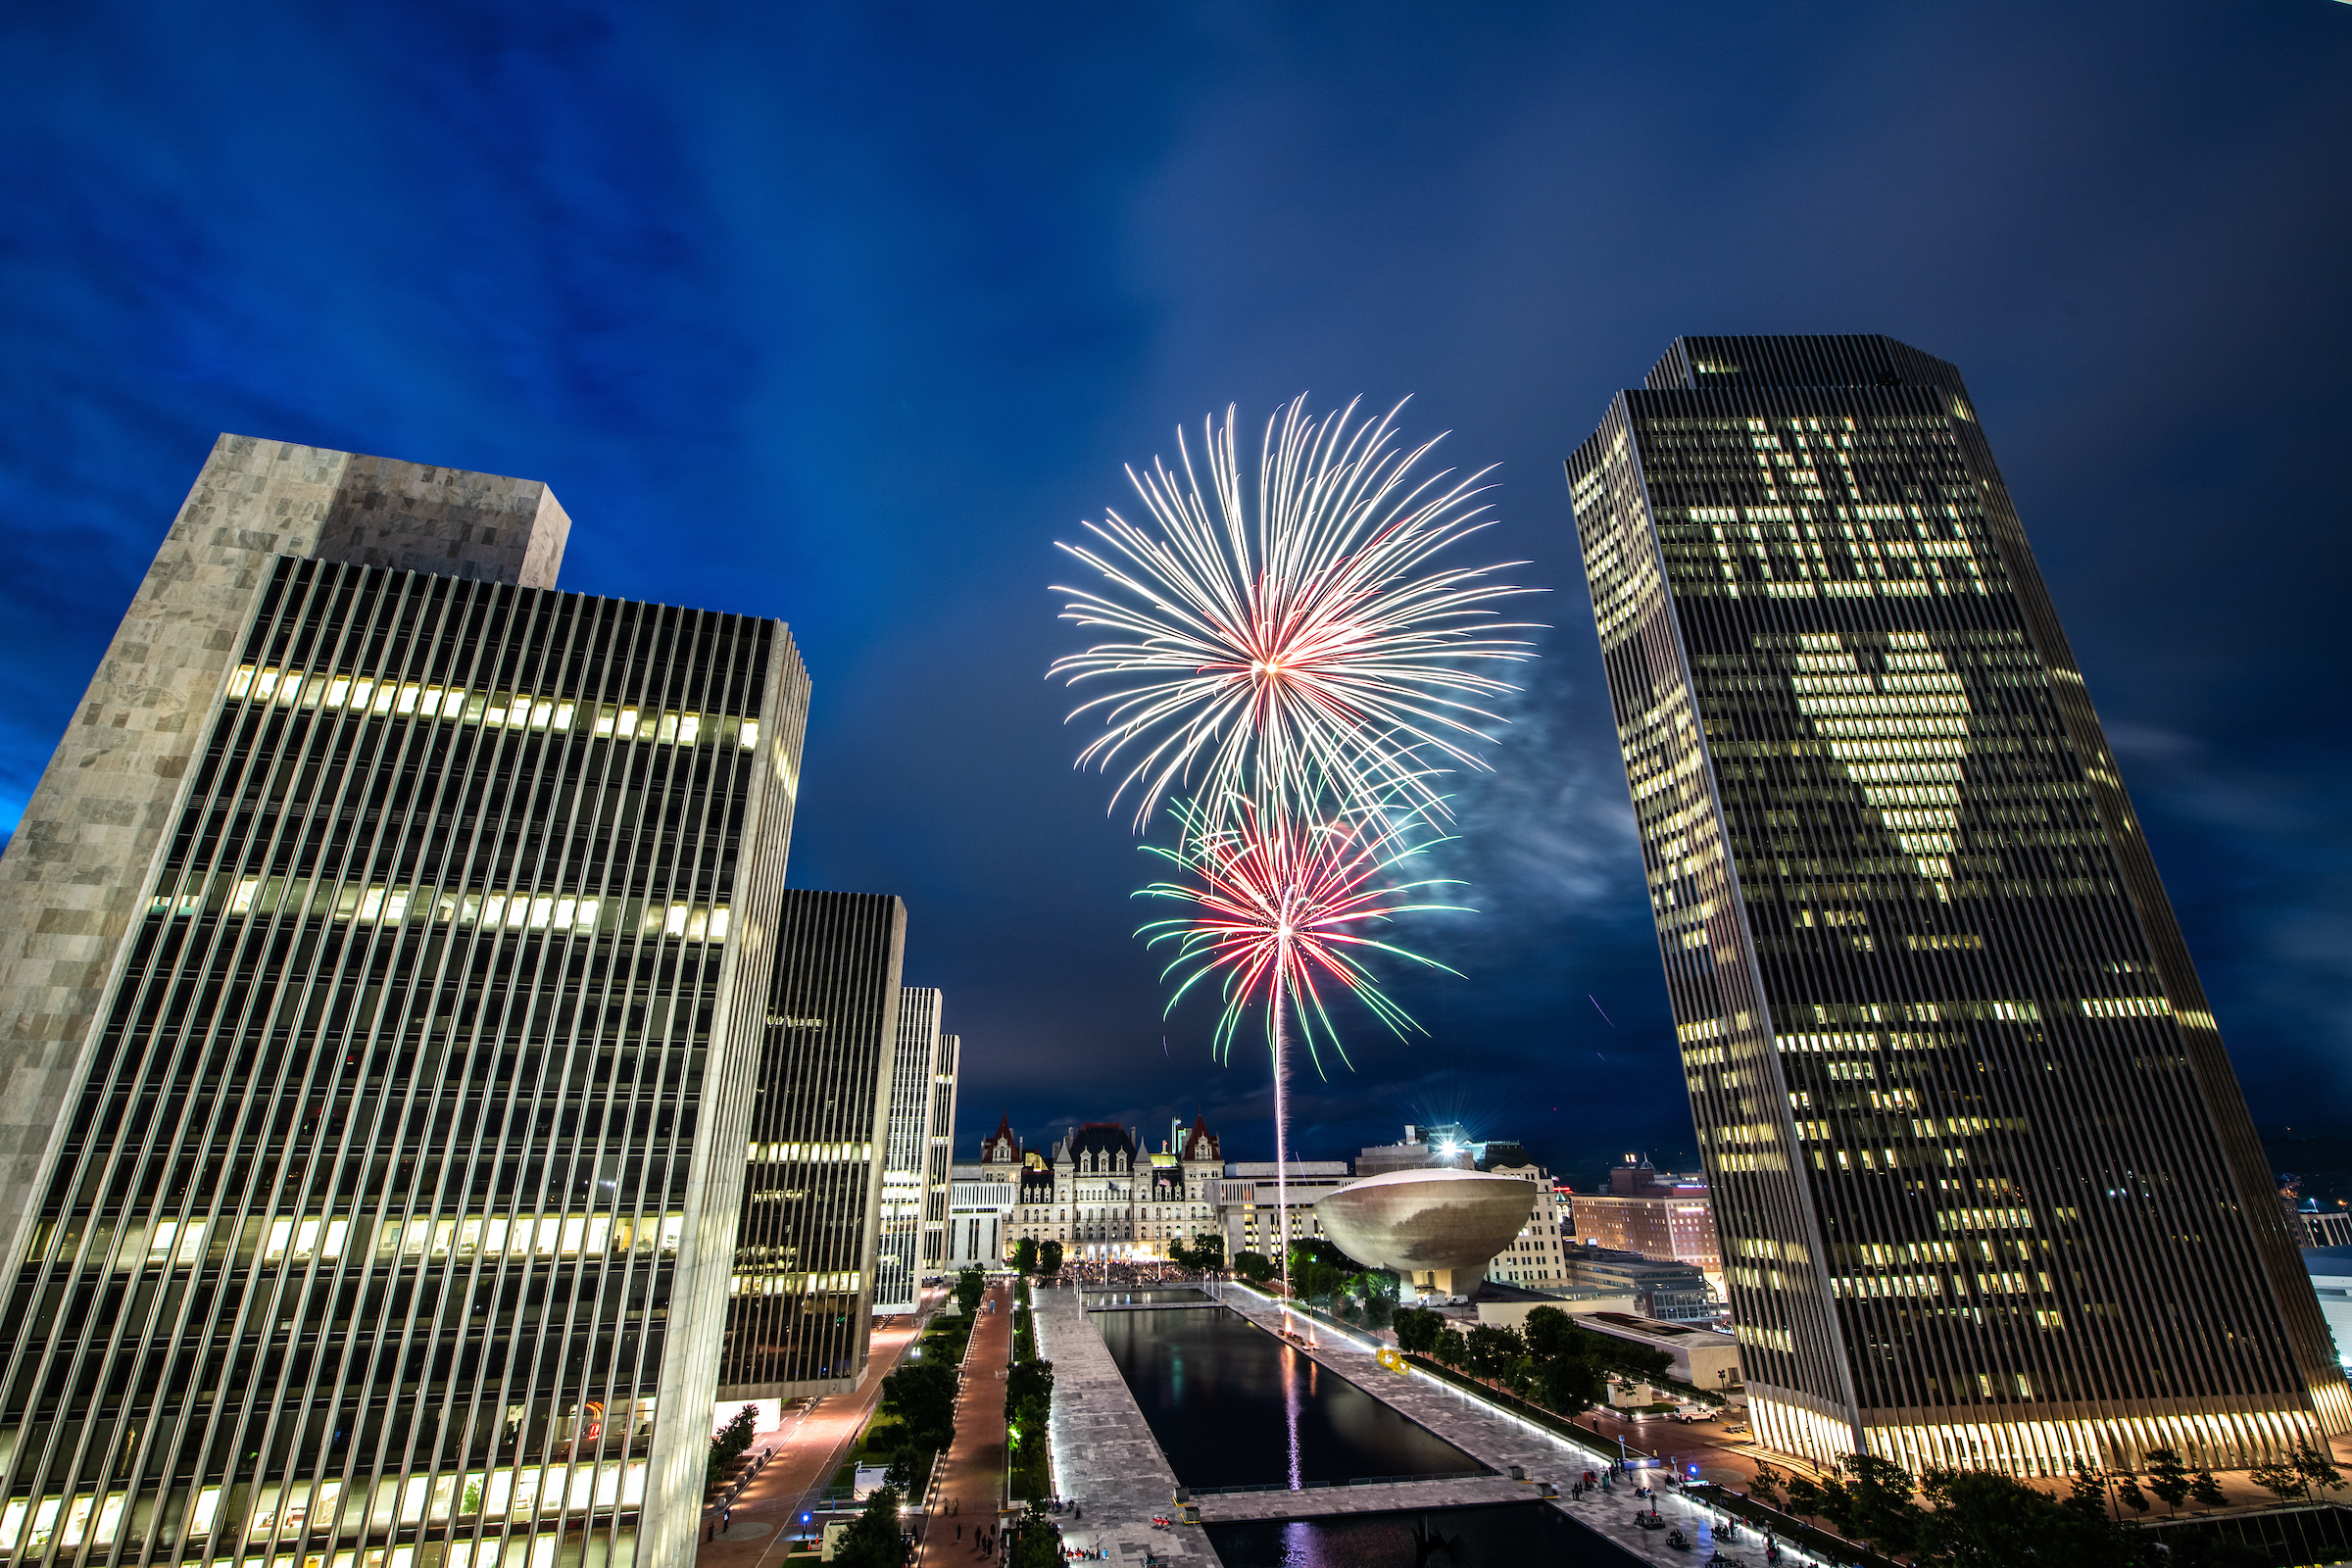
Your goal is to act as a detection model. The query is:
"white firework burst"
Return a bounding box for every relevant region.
[1053,395,1540,832]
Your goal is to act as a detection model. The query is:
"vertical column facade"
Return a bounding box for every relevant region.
[870,991,940,1315]
[0,545,807,1568]
[717,892,906,1401]
[920,1036,958,1274]
[1567,334,2349,1475]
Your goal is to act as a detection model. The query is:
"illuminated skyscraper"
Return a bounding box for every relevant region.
[870,989,941,1314]
[0,437,808,1566]
[1568,336,2349,1474]
[718,891,906,1400]
[920,1033,960,1275]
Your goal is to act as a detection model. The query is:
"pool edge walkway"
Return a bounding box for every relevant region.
[1034,1284,1212,1567]
[1210,1285,1833,1565]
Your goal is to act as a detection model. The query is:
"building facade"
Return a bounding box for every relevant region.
[1478,1147,1576,1292]
[1571,1157,1724,1295]
[0,437,808,1568]
[1569,334,2351,1474]
[718,891,906,1402]
[919,1035,959,1274]
[870,990,941,1313]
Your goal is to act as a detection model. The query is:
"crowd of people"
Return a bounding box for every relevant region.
[1045,1259,1214,1290]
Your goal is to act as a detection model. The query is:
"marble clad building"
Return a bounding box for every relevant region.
[0,437,808,1568]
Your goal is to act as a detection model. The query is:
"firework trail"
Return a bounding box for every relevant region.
[1054,396,1538,834]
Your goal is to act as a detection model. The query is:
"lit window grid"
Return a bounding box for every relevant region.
[0,558,804,1567]
[1569,335,2350,1469]
[871,990,942,1313]
[716,891,907,1399]
[227,663,761,756]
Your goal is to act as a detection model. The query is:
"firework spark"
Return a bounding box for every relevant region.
[1137,795,1462,1074]
[1054,396,1539,833]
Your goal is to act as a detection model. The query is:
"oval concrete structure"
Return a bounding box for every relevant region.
[1312,1167,1534,1295]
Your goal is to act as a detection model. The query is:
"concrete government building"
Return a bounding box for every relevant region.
[0,438,809,1568]
[1569,335,2350,1476]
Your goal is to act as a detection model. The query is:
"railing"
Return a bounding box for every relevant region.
[1186,1472,1495,1495]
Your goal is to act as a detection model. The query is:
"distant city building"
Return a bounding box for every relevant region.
[1479,1145,1575,1291]
[1572,1156,1724,1294]
[1002,1118,1226,1261]
[1566,1245,1722,1324]
[920,1032,960,1273]
[2308,1208,2352,1250]
[944,1116,1022,1270]
[0,438,808,1568]
[1570,333,2350,1472]
[1215,1158,1352,1258]
[2306,1249,2352,1370]
[719,890,906,1400]
[871,988,943,1312]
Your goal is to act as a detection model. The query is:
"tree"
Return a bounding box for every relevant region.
[1005,1503,1063,1568]
[709,1402,758,1481]
[2144,1447,2191,1515]
[1038,1239,1063,1273]
[2114,1472,2149,1515]
[1748,1460,1786,1509]
[2067,1460,2110,1521]
[1429,1328,1466,1369]
[884,1446,926,1494]
[2189,1467,2227,1510]
[1534,1353,1601,1414]
[1841,1452,1924,1554]
[1012,1237,1038,1274]
[1914,1467,2137,1567]
[2291,1440,2345,1498]
[1522,1305,1578,1360]
[1783,1472,1827,1526]
[2250,1458,2304,1503]
[955,1266,986,1317]
[829,1486,903,1568]
[1168,1231,1224,1270]
[1463,1324,1525,1381]
[1232,1250,1277,1286]
[1004,1358,1054,1429]
[881,1361,959,1453]
[1392,1306,1444,1354]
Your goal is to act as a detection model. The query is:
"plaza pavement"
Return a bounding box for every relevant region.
[915,1281,1015,1568]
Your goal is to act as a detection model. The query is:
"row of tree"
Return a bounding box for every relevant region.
[1009,1237,1065,1274]
[1748,1446,2343,1566]
[1005,1277,1054,1500]
[1393,1304,1674,1416]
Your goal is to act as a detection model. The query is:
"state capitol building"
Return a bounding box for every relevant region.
[944,1114,1360,1267]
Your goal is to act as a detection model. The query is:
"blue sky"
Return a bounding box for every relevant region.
[2,1,2347,1180]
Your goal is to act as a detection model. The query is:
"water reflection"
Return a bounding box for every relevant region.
[1204,1502,1634,1567]
[1093,1305,1485,1491]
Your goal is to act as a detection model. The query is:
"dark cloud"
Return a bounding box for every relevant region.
[0,0,2345,1187]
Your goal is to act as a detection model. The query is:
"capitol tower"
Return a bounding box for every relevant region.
[1567,335,2348,1475]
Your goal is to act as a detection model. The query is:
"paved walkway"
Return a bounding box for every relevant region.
[916,1283,1015,1568]
[695,1304,929,1568]
[1037,1283,1846,1567]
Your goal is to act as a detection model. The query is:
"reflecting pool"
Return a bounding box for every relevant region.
[1083,1288,1213,1306]
[1093,1305,1486,1490]
[1204,1502,1639,1567]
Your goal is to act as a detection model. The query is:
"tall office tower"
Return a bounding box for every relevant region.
[869,989,941,1314]
[1568,337,2350,1476]
[716,891,906,1401]
[0,436,808,1568]
[919,1035,959,1273]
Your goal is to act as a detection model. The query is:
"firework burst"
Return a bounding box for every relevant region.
[1138,794,1462,1075]
[1054,396,1539,833]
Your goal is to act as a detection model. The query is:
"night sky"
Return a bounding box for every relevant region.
[2,4,2347,1186]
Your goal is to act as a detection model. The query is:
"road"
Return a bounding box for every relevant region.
[696,1303,928,1568]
